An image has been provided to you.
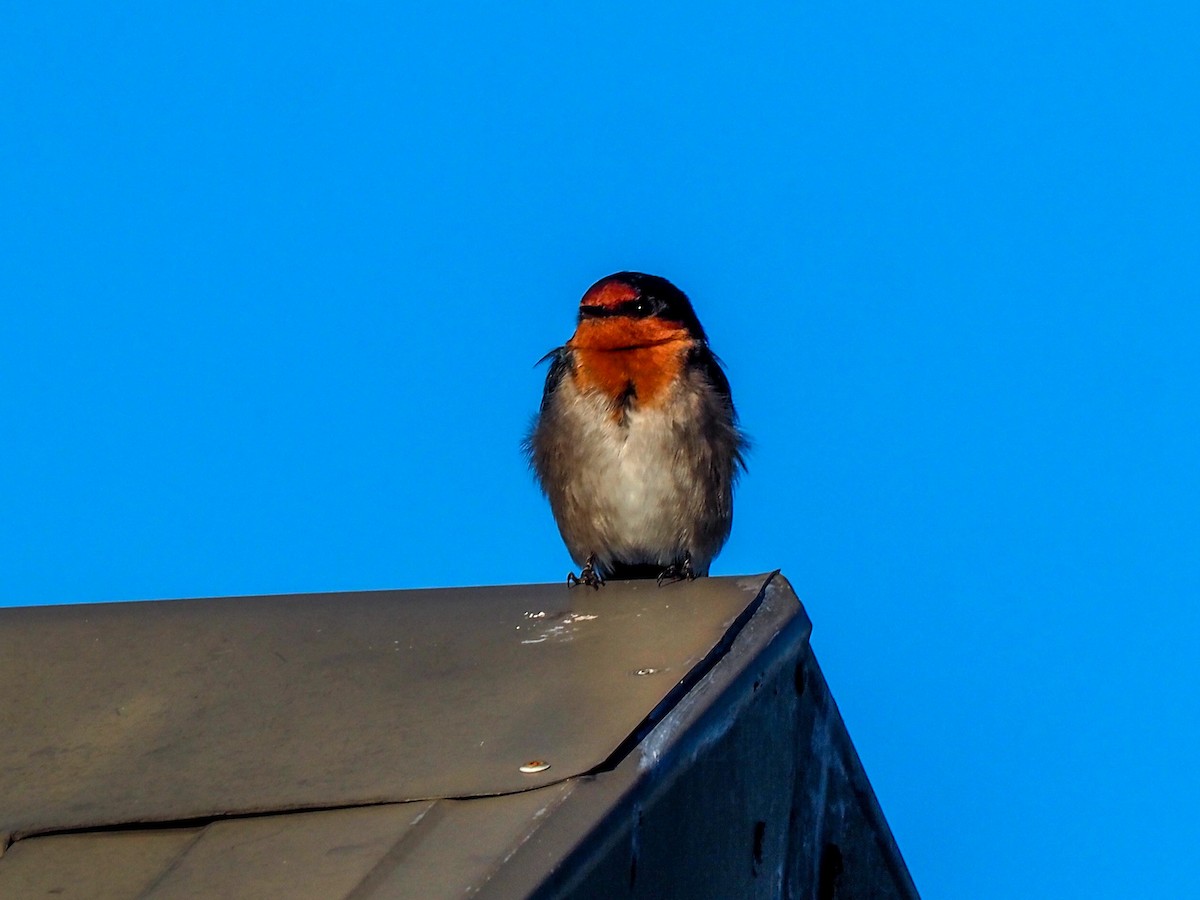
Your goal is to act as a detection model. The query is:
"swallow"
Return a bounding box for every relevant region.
[525,272,747,587]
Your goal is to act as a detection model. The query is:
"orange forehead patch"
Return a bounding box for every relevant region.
[580,279,638,310]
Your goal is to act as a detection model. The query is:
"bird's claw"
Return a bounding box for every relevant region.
[657,554,696,586]
[567,554,605,590]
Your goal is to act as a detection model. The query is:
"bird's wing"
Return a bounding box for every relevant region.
[689,343,734,408]
[689,343,750,471]
[536,346,572,413]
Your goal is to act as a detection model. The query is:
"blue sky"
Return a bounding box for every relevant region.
[3,3,1198,896]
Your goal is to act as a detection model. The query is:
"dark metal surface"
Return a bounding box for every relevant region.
[473,574,918,900]
[0,574,771,840]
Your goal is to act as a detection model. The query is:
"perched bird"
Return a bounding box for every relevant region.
[525,272,747,587]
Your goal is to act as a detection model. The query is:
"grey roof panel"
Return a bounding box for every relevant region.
[147,803,438,900]
[0,787,593,900]
[0,828,204,899]
[0,574,771,839]
[340,785,579,899]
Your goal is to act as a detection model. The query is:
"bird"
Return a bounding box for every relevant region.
[525,272,747,588]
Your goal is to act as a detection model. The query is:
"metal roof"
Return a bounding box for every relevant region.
[0,573,917,898]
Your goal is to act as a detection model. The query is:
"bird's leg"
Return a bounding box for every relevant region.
[567,553,606,589]
[657,552,696,586]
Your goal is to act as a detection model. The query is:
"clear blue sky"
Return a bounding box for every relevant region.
[3,3,1197,896]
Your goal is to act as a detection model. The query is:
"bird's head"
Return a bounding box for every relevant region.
[569,272,707,352]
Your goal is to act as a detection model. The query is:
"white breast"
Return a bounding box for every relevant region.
[554,381,710,570]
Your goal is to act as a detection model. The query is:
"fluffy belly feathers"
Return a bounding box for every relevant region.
[548,381,721,573]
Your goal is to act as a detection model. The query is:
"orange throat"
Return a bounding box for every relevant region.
[568,318,691,411]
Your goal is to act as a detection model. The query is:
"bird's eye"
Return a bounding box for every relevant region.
[612,297,657,318]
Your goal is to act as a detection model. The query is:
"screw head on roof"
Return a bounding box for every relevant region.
[519,760,551,774]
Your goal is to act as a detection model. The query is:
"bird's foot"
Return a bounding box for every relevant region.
[657,553,696,586]
[567,553,606,590]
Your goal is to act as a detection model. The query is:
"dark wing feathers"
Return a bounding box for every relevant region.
[689,343,750,473]
[536,347,572,413]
